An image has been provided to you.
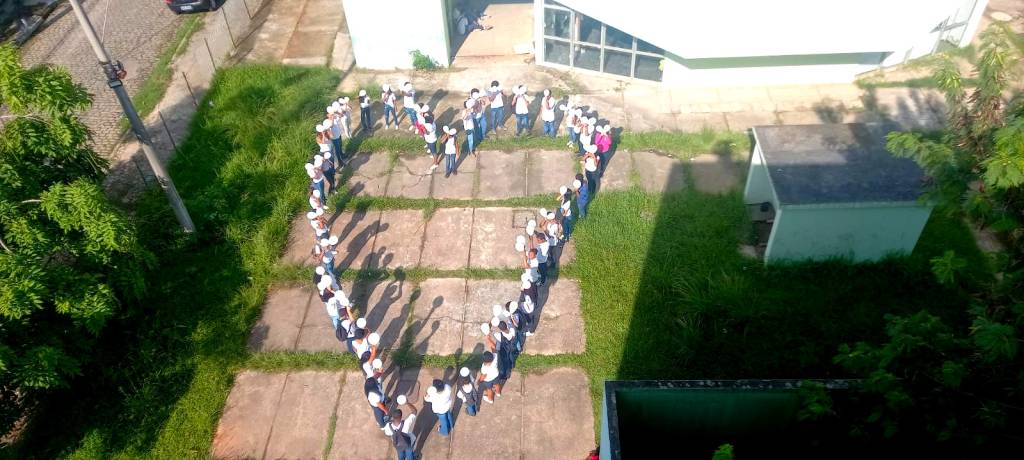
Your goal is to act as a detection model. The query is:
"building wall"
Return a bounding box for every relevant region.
[342,0,450,70]
[662,52,887,86]
[765,205,933,264]
[743,145,777,208]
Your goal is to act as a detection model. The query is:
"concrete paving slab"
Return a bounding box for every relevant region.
[632,151,686,194]
[432,153,477,200]
[327,371,392,460]
[690,154,741,195]
[328,210,381,270]
[522,368,595,459]
[465,278,518,326]
[264,371,343,459]
[477,151,527,200]
[369,210,426,270]
[387,154,436,198]
[449,372,524,458]
[527,150,577,196]
[352,278,414,350]
[599,151,633,191]
[281,214,320,266]
[210,371,287,459]
[248,285,315,352]
[530,279,585,355]
[409,279,468,355]
[468,208,526,270]
[295,280,354,353]
[346,153,391,197]
[421,208,474,270]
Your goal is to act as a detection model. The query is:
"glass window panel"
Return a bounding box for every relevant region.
[544,39,570,66]
[603,49,632,77]
[573,44,600,71]
[604,25,633,50]
[576,14,601,44]
[637,39,663,55]
[634,54,663,81]
[544,8,571,39]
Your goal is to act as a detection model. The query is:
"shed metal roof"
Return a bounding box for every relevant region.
[752,123,927,206]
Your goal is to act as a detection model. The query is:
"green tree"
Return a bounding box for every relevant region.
[0,45,151,433]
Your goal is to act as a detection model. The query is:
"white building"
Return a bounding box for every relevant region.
[343,0,988,86]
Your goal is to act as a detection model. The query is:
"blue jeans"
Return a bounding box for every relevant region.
[331,137,342,157]
[475,115,486,139]
[578,196,589,218]
[543,121,555,137]
[397,448,415,460]
[436,410,454,436]
[312,180,325,200]
[404,107,418,127]
[465,402,478,416]
[515,114,528,134]
[445,154,457,174]
[568,129,578,145]
[562,214,573,240]
[323,167,336,193]
[360,108,372,131]
[384,105,397,127]
[466,131,475,153]
[586,169,599,195]
[323,258,336,278]
[491,107,504,129]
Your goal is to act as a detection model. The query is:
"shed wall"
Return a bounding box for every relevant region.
[342,0,450,70]
[765,205,932,263]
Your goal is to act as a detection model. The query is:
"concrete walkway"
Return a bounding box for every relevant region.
[211,368,594,459]
[249,277,584,355]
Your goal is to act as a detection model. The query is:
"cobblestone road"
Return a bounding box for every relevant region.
[18,0,183,155]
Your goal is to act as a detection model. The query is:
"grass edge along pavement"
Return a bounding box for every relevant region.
[11,63,988,457]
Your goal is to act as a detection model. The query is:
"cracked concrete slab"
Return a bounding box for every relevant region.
[468,208,526,270]
[477,151,527,199]
[387,153,436,198]
[369,210,426,270]
[408,279,468,356]
[345,153,391,197]
[632,151,687,194]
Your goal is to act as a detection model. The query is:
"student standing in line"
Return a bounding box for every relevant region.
[529,232,550,286]
[401,81,418,131]
[336,97,353,139]
[358,89,373,134]
[384,408,417,460]
[540,89,556,137]
[487,80,505,131]
[471,88,487,139]
[478,351,501,403]
[523,247,541,286]
[441,126,460,178]
[307,161,326,204]
[313,265,326,287]
[496,320,518,375]
[504,301,529,348]
[309,188,324,212]
[327,107,343,156]
[381,84,398,129]
[582,144,600,195]
[512,85,532,136]
[322,152,337,195]
[456,367,480,416]
[423,120,438,171]
[595,124,612,175]
[558,185,573,241]
[462,99,477,156]
[425,378,455,437]
[578,117,595,155]
[364,375,390,430]
[573,178,590,219]
[315,122,333,158]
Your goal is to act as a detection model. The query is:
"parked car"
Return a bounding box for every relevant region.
[165,0,223,15]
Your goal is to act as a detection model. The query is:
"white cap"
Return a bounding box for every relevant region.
[490,317,500,327]
[372,358,383,369]
[323,152,332,159]
[322,118,332,126]
[356,318,367,329]
[397,394,407,405]
[446,126,457,135]
[421,104,430,112]
[547,211,555,219]
[368,332,380,345]
[526,219,536,235]
[543,88,551,96]
[359,90,367,97]
[306,211,317,220]
[314,154,324,162]
[465,99,474,109]
[403,82,412,91]
[521,279,532,289]
[520,272,532,284]
[492,304,504,318]
[317,277,332,291]
[588,117,597,125]
[506,302,518,314]
[559,185,569,195]
[313,189,321,197]
[382,84,391,91]
[329,235,339,245]
[539,208,548,217]
[460,367,470,377]
[427,386,437,396]
[319,238,330,247]
[572,180,582,190]
[315,266,326,275]
[585,143,598,153]
[314,157,324,167]
[315,208,325,217]
[573,108,583,117]
[515,235,527,246]
[515,241,526,252]
[327,106,337,114]
[315,124,326,133]
[480,322,490,335]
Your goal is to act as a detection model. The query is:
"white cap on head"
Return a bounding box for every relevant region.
[315,266,326,275]
[403,82,412,91]
[306,211,317,220]
[397,394,407,405]
[515,235,527,246]
[314,157,324,167]
[572,180,582,190]
[328,235,339,245]
[490,317,500,327]
[315,124,326,133]
[521,280,532,289]
[317,277,332,291]
[539,208,548,217]
[359,89,367,97]
[460,367,470,377]
[382,84,391,91]
[547,211,555,219]
[323,152,332,159]
[543,89,551,96]
[322,118,332,126]
[314,154,324,162]
[520,272,532,284]
[447,126,457,135]
[480,322,490,335]
[327,106,337,114]
[421,104,430,112]
[319,238,330,247]
[585,143,598,153]
[559,185,569,195]
[465,99,474,109]
[574,108,583,117]
[305,162,315,170]
[427,386,437,396]
[507,302,518,314]
[372,358,383,369]
[492,304,504,318]
[368,332,380,345]
[313,189,321,197]
[515,241,526,252]
[356,318,367,329]
[315,208,325,217]
[526,219,536,234]
[342,97,350,104]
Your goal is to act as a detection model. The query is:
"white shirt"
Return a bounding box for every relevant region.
[362,361,377,379]
[383,416,416,436]
[488,88,503,108]
[325,295,346,318]
[423,123,437,143]
[382,92,396,107]
[318,143,331,153]
[462,116,474,131]
[541,96,555,122]
[514,94,529,114]
[444,136,457,155]
[353,337,371,358]
[367,390,382,407]
[580,131,592,146]
[527,257,540,279]
[425,384,454,414]
[536,240,550,263]
[309,196,321,210]
[584,157,598,172]
[481,360,500,382]
[402,90,415,107]
[546,222,559,239]
[359,96,370,108]
[329,117,342,138]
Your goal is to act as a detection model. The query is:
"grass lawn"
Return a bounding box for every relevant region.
[7,64,986,458]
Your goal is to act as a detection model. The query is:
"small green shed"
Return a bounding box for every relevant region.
[743,123,932,264]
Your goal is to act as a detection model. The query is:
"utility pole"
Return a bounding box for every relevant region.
[68,0,195,233]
